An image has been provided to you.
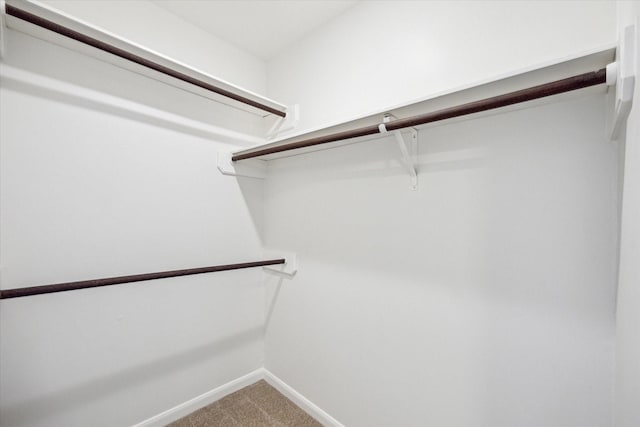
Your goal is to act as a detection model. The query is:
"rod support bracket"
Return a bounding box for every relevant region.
[262,250,297,278]
[217,151,267,179]
[397,129,418,191]
[266,104,300,140]
[381,115,418,190]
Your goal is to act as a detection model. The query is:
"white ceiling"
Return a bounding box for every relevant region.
[151,0,358,61]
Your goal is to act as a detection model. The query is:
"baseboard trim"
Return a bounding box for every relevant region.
[133,367,343,427]
[263,369,345,427]
[133,368,264,427]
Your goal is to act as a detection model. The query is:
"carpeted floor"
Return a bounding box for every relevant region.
[167,380,323,426]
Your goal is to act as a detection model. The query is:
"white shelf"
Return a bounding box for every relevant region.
[2,0,288,118]
[233,45,616,161]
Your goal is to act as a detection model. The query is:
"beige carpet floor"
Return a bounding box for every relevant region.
[167,380,323,427]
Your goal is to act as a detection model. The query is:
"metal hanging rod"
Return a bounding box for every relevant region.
[232,68,607,161]
[5,4,287,118]
[0,259,286,299]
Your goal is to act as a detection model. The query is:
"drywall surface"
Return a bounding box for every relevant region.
[40,0,267,95]
[264,94,618,426]
[0,31,265,427]
[614,2,640,426]
[267,0,616,134]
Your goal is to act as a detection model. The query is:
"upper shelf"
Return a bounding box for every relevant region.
[232,45,616,161]
[1,0,288,118]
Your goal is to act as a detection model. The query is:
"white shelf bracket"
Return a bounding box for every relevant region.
[266,104,300,140]
[380,115,418,190]
[394,129,418,190]
[262,250,297,278]
[217,151,267,179]
[607,24,636,142]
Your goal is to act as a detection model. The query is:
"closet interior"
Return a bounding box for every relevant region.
[0,1,638,426]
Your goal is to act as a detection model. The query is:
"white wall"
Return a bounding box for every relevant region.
[0,1,627,426]
[267,0,616,134]
[614,2,640,426]
[264,4,619,424]
[0,28,266,427]
[42,0,268,95]
[263,93,619,426]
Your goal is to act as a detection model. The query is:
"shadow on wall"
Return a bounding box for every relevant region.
[259,93,619,337]
[0,327,263,427]
[265,276,284,333]
[252,132,488,183]
[0,70,258,146]
[1,29,266,145]
[237,178,267,247]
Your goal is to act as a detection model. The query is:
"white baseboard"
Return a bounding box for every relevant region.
[263,369,344,427]
[133,367,343,427]
[133,368,264,427]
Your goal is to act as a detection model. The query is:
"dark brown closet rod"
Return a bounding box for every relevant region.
[5,4,287,118]
[0,259,286,299]
[232,68,607,161]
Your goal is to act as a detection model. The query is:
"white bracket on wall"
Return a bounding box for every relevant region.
[607,24,636,142]
[266,104,300,140]
[217,151,267,179]
[379,115,418,190]
[262,250,297,278]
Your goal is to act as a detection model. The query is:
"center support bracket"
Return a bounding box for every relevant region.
[379,115,418,190]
